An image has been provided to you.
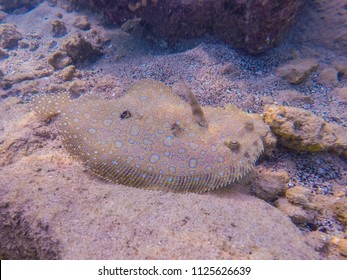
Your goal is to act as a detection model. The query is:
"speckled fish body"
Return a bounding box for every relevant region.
[32,80,268,192]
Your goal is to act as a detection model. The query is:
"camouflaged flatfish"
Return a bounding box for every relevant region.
[32,80,270,193]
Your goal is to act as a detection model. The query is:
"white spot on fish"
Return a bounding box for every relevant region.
[149,154,160,164]
[114,140,123,148]
[163,138,173,147]
[190,142,199,150]
[189,158,197,168]
[217,156,225,163]
[102,119,112,127]
[130,125,140,136]
[168,166,176,174]
[88,128,96,134]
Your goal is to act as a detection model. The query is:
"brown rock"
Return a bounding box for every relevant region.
[61,34,101,62]
[285,186,312,208]
[18,81,39,97]
[19,40,30,49]
[334,87,347,104]
[29,41,40,52]
[275,198,315,224]
[318,68,339,86]
[0,0,44,13]
[263,105,347,158]
[277,59,319,84]
[0,11,8,23]
[0,24,22,49]
[331,197,347,225]
[295,1,347,56]
[73,16,91,31]
[0,97,56,167]
[219,62,240,76]
[58,65,76,81]
[2,69,53,88]
[304,231,329,254]
[121,18,143,35]
[47,51,72,70]
[338,239,347,257]
[330,237,347,257]
[214,0,304,53]
[46,83,66,93]
[73,0,303,54]
[253,169,289,201]
[68,79,87,96]
[0,47,9,59]
[51,20,67,37]
[333,60,347,76]
[276,90,314,105]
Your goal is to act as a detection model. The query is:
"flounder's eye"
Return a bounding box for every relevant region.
[120,110,132,119]
[171,122,182,136]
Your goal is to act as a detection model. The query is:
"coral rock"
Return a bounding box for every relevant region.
[0,47,9,59]
[253,169,289,201]
[330,237,347,257]
[67,79,87,96]
[337,239,347,257]
[0,24,23,49]
[305,231,329,255]
[304,231,329,254]
[333,60,347,76]
[285,186,312,208]
[331,197,347,225]
[47,51,72,70]
[18,81,39,98]
[58,65,76,81]
[318,68,339,86]
[73,16,91,31]
[61,34,101,62]
[67,0,303,54]
[263,105,347,158]
[51,20,67,37]
[0,0,44,13]
[277,59,319,84]
[2,69,53,89]
[275,198,315,224]
[276,90,314,105]
[295,0,347,56]
[334,87,347,104]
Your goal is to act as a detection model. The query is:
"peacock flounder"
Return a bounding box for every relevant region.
[32,79,272,193]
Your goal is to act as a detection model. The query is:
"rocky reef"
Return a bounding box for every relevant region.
[0,0,44,13]
[264,105,347,158]
[0,23,23,49]
[51,0,303,53]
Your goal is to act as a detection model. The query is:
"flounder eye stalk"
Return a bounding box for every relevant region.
[179,81,208,129]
